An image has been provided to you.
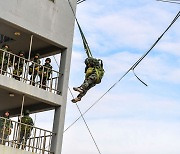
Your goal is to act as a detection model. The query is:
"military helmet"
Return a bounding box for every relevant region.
[2,44,9,49]
[35,53,40,57]
[85,57,94,65]
[85,57,98,67]
[3,111,10,117]
[24,110,30,115]
[18,51,24,55]
[45,58,51,63]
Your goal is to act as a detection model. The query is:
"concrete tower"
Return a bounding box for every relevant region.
[0,0,77,153]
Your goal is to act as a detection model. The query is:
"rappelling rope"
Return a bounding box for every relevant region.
[68,0,93,58]
[68,87,102,154]
[64,11,180,132]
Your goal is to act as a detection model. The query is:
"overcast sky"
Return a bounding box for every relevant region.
[36,1,180,154]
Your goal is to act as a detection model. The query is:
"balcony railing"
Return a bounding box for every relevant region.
[0,117,54,154]
[0,49,62,94]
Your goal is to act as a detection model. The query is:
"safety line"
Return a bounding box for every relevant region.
[68,87,102,154]
[77,0,86,4]
[53,55,102,154]
[64,11,180,132]
[156,0,180,4]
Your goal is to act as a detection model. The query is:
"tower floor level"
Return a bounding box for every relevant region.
[0,0,77,153]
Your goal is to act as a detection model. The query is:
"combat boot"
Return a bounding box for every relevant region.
[71,97,81,103]
[73,87,84,93]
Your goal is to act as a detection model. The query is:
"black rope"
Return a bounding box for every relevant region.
[77,0,86,4]
[68,87,102,154]
[132,69,148,86]
[64,11,180,132]
[157,0,180,4]
[68,0,93,58]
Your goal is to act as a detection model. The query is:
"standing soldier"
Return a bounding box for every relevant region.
[18,110,34,149]
[0,111,13,145]
[39,58,52,90]
[0,44,9,74]
[29,53,41,86]
[72,57,104,103]
[13,51,25,80]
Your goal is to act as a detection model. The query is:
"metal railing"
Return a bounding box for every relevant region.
[0,117,54,154]
[0,49,61,94]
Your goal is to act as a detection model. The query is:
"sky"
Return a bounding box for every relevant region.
[36,0,180,154]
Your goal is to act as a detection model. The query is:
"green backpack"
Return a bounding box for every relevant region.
[95,59,104,84]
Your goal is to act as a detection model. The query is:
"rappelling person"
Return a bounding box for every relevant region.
[0,44,10,75]
[39,58,52,90]
[0,111,13,145]
[18,110,34,149]
[13,51,25,80]
[29,53,41,86]
[72,57,104,103]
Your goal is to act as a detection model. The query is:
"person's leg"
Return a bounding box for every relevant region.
[72,74,97,103]
[30,71,37,86]
[22,133,30,149]
[18,133,24,148]
[42,77,47,90]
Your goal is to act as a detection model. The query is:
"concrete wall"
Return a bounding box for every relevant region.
[0,145,35,154]
[0,75,62,106]
[0,0,77,153]
[0,0,76,48]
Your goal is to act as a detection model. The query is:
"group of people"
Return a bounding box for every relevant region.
[0,44,53,90]
[0,110,34,149]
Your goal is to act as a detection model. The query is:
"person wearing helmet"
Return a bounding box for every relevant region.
[13,51,25,80]
[0,111,13,145]
[0,44,10,75]
[18,110,34,149]
[72,57,103,103]
[39,58,52,90]
[29,53,41,86]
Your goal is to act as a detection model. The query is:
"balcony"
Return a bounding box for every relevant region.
[0,49,63,115]
[0,49,61,94]
[0,117,54,154]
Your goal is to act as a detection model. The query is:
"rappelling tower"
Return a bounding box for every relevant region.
[0,0,77,153]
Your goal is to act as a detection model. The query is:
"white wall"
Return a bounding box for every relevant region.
[0,145,36,154]
[0,0,76,47]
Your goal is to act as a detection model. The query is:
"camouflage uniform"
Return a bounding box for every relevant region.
[39,58,52,90]
[18,111,34,149]
[13,51,25,80]
[78,67,97,99]
[0,45,9,75]
[29,54,41,86]
[0,113,13,145]
[72,58,104,103]
[72,58,98,103]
